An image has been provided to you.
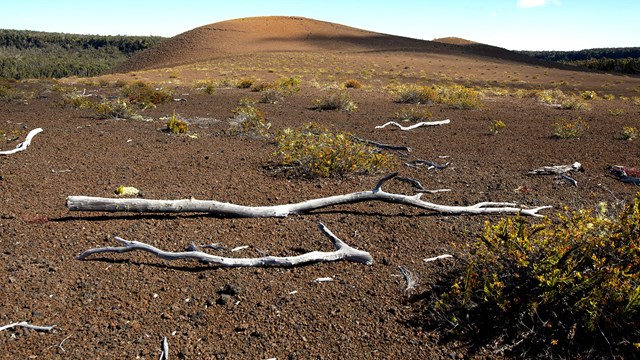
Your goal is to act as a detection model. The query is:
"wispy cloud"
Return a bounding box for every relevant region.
[517,0,559,8]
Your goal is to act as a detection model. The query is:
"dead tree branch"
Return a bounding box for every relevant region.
[375,120,450,131]
[66,173,550,217]
[405,159,450,170]
[77,222,374,266]
[0,128,43,155]
[0,321,55,332]
[351,136,411,152]
[528,162,583,175]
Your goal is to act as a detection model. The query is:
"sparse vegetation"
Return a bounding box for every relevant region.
[388,83,483,109]
[608,108,624,116]
[230,104,271,136]
[489,120,506,135]
[94,99,136,119]
[552,117,588,139]
[273,123,395,178]
[536,89,589,110]
[393,107,432,122]
[425,197,640,358]
[621,126,639,141]
[120,81,171,108]
[342,79,363,89]
[313,90,358,112]
[165,111,188,135]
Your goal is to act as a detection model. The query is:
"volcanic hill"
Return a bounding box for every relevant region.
[114,16,555,73]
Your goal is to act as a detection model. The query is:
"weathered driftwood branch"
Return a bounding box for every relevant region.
[0,128,43,155]
[66,173,550,217]
[0,321,55,332]
[375,120,450,131]
[351,136,411,152]
[528,162,582,175]
[77,222,374,266]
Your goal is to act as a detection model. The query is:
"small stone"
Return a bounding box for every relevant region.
[216,294,231,305]
[219,284,241,296]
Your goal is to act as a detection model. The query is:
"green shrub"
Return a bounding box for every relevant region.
[489,119,506,135]
[621,126,639,141]
[237,78,254,89]
[166,111,188,135]
[394,107,432,122]
[273,123,395,178]
[94,99,135,119]
[389,84,439,104]
[62,93,93,109]
[389,83,482,109]
[230,104,271,136]
[313,90,358,112]
[537,89,589,110]
[275,76,301,94]
[553,117,588,138]
[259,88,284,104]
[121,81,171,107]
[609,108,625,116]
[426,197,640,358]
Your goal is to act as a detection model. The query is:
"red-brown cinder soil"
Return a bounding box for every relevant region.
[1,16,640,359]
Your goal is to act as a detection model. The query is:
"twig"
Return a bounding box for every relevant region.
[528,162,582,175]
[0,321,55,332]
[351,136,411,152]
[395,176,451,194]
[398,266,417,292]
[375,120,450,131]
[77,222,374,266]
[0,128,43,155]
[160,337,169,360]
[559,174,578,187]
[423,254,453,263]
[405,159,450,170]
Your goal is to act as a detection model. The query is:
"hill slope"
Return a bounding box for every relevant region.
[113,16,554,73]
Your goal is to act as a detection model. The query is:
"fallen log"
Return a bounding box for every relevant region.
[77,222,373,266]
[66,173,550,217]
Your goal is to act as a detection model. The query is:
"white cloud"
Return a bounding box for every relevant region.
[517,0,559,8]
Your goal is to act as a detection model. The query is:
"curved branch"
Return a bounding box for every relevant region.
[66,173,550,217]
[0,128,43,155]
[77,222,374,266]
[375,120,450,131]
[0,321,55,332]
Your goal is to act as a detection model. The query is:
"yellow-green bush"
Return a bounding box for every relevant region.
[621,126,639,141]
[394,107,433,122]
[489,119,506,135]
[389,84,439,104]
[230,104,271,136]
[427,197,640,358]
[94,99,135,119]
[388,83,482,109]
[166,111,188,135]
[120,81,171,107]
[273,124,395,178]
[553,117,588,139]
[313,90,358,112]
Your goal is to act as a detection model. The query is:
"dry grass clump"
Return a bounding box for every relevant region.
[313,90,358,112]
[489,120,506,135]
[537,89,590,110]
[94,99,137,120]
[342,79,363,89]
[273,123,395,178]
[394,107,433,122]
[230,104,271,137]
[120,81,171,108]
[389,83,483,109]
[425,197,640,358]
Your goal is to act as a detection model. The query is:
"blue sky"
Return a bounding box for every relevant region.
[2,0,638,51]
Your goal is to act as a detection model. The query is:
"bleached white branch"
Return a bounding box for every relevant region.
[66,173,550,217]
[375,120,450,131]
[528,162,582,175]
[0,321,55,332]
[160,337,169,360]
[424,254,453,263]
[398,266,417,292]
[77,222,374,266]
[0,128,43,155]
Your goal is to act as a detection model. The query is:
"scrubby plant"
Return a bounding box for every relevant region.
[236,78,254,89]
[120,81,171,108]
[434,84,483,109]
[633,96,640,106]
[552,117,588,139]
[389,84,439,104]
[621,126,639,141]
[165,111,188,135]
[425,197,640,358]
[61,93,93,109]
[195,79,217,95]
[259,88,284,104]
[273,123,395,178]
[603,94,616,100]
[608,108,625,116]
[94,99,135,119]
[580,90,597,100]
[230,104,271,136]
[342,79,363,89]
[313,90,358,112]
[275,76,301,94]
[537,89,589,110]
[393,107,433,122]
[489,120,506,135]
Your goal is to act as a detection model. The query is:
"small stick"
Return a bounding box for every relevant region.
[424,254,453,263]
[405,159,450,170]
[398,266,417,292]
[0,321,55,332]
[351,136,411,152]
